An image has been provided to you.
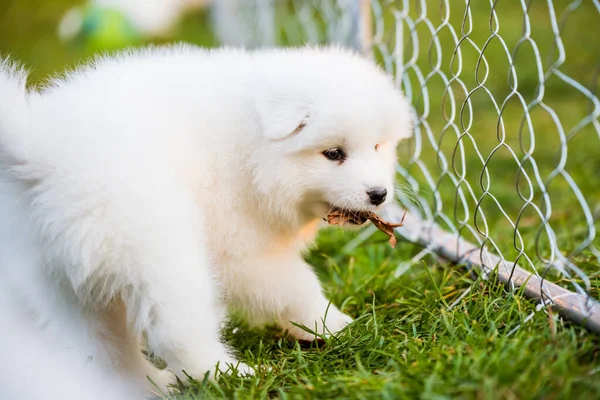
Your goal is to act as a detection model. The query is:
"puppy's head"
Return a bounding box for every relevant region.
[250,47,412,226]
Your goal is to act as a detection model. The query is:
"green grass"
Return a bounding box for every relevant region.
[170,232,600,399]
[1,0,599,399]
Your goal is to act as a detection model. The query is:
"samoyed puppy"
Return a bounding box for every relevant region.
[0,45,412,398]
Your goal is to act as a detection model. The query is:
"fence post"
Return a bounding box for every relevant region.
[355,0,372,58]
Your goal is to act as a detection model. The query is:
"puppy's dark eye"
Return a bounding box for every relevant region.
[322,147,346,162]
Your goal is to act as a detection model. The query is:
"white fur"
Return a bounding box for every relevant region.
[0,45,412,398]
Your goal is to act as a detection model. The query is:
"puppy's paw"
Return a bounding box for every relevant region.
[170,356,254,384]
[281,306,353,341]
[217,360,255,377]
[147,369,178,396]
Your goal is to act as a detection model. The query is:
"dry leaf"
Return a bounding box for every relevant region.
[325,209,406,248]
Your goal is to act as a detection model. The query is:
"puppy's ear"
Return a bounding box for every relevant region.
[257,98,311,140]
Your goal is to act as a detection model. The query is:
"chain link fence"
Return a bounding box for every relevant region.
[211,0,600,333]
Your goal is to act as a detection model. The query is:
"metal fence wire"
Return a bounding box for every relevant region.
[211,0,600,333]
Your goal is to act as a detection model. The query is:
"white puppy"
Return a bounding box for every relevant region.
[0,45,411,398]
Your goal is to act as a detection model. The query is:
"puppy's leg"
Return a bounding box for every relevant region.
[276,260,353,341]
[128,252,240,381]
[229,257,352,341]
[116,192,252,381]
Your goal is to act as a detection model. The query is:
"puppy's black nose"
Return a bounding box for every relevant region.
[367,187,387,206]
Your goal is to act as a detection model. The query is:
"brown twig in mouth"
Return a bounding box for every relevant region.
[324,209,407,248]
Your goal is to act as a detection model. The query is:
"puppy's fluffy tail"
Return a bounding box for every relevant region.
[0,58,34,171]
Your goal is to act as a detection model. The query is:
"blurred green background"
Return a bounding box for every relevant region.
[0,0,217,84]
